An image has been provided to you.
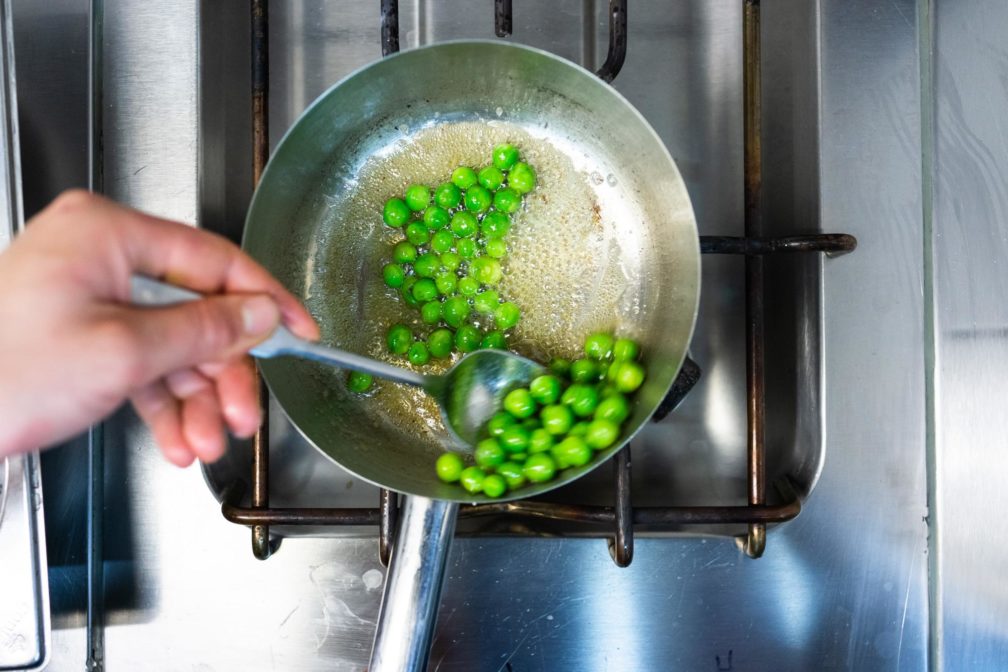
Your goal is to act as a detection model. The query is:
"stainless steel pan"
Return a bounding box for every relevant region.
[243,41,699,671]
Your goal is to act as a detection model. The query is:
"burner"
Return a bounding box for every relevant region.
[212,0,857,567]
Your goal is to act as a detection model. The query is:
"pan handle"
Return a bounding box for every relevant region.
[369,496,459,672]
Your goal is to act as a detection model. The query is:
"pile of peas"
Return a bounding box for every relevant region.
[347,144,537,393]
[434,332,647,498]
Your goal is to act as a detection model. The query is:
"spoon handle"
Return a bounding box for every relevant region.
[129,275,429,388]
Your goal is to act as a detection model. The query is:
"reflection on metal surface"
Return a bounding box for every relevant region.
[0,454,50,672]
[932,0,1008,666]
[0,0,50,666]
[369,497,457,672]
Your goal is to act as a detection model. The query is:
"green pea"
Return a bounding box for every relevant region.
[485,237,507,259]
[568,421,589,437]
[474,257,503,285]
[451,211,478,238]
[614,361,646,393]
[595,394,631,424]
[493,187,521,214]
[435,182,462,209]
[523,453,556,483]
[552,436,592,468]
[383,197,411,227]
[464,185,492,213]
[508,161,536,194]
[584,333,615,360]
[496,461,526,489]
[528,428,555,454]
[458,276,480,297]
[605,360,621,383]
[420,300,442,325]
[495,302,521,330]
[478,165,504,191]
[442,296,471,328]
[481,330,507,350]
[493,143,519,171]
[400,277,420,307]
[480,211,511,238]
[435,452,464,482]
[440,251,462,271]
[456,238,477,258]
[585,419,620,449]
[475,438,506,469]
[413,252,441,278]
[561,384,599,417]
[487,411,517,437]
[405,222,430,247]
[613,338,640,361]
[428,328,454,358]
[499,426,530,453]
[382,263,405,289]
[430,229,455,254]
[392,241,417,264]
[347,371,373,393]
[423,205,450,230]
[529,375,561,405]
[459,466,486,493]
[521,417,541,432]
[435,271,457,296]
[540,404,574,435]
[570,358,598,383]
[451,166,478,190]
[412,278,438,303]
[503,388,537,418]
[598,384,621,398]
[408,341,430,366]
[387,324,412,355]
[473,290,500,314]
[549,358,571,376]
[404,184,431,211]
[482,474,507,498]
[455,324,481,353]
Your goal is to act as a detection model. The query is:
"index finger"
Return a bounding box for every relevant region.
[97,195,320,340]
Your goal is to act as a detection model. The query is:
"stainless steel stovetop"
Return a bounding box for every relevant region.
[8,1,1008,670]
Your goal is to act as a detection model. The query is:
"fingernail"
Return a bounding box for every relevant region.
[242,295,279,336]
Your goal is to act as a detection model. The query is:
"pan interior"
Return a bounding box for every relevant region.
[244,42,699,502]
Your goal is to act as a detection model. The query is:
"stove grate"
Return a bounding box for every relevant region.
[226,0,857,567]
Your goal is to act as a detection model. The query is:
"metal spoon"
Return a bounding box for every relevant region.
[129,275,544,447]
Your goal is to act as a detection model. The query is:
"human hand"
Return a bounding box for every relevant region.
[0,190,319,466]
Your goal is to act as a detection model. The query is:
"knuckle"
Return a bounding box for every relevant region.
[192,299,243,356]
[96,320,147,387]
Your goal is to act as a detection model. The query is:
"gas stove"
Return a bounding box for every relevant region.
[12,1,1008,670]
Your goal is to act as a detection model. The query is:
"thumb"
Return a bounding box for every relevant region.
[124,294,280,381]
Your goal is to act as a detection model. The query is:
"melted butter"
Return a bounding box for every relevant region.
[300,121,641,447]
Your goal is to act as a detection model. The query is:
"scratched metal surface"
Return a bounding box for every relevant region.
[13,0,933,670]
[931,0,1008,668]
[0,0,50,664]
[0,455,49,671]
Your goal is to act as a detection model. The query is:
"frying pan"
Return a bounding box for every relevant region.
[243,41,699,671]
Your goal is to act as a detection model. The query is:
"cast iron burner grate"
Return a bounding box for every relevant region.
[221,0,857,568]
